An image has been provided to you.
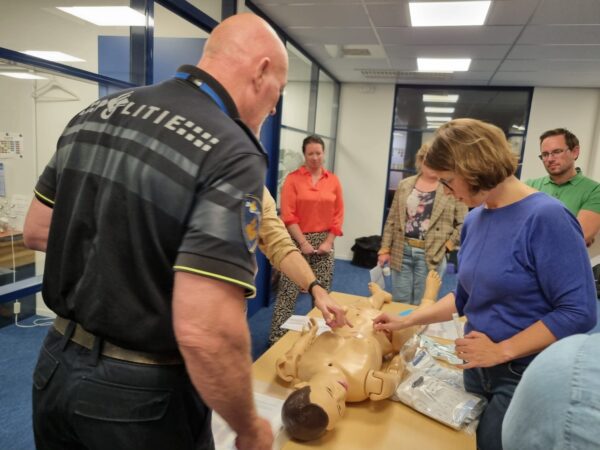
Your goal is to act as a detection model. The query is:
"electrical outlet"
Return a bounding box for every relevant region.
[13,300,21,315]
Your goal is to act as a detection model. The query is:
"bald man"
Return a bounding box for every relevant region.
[24,13,287,450]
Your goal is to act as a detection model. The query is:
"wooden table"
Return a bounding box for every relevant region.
[252,291,476,450]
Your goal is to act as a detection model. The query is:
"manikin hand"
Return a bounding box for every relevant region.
[235,417,273,450]
[316,241,333,255]
[455,331,506,369]
[378,253,390,267]
[314,288,352,329]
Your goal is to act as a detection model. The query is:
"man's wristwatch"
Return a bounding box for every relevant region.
[307,279,324,300]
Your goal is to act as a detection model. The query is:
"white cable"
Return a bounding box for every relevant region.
[14,313,53,328]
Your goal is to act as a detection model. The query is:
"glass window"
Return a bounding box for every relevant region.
[185,0,223,22]
[153,3,211,83]
[386,86,532,212]
[0,60,109,324]
[315,70,339,138]
[1,0,139,84]
[277,128,307,206]
[281,43,312,131]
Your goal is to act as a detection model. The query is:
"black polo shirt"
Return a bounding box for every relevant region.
[34,65,266,352]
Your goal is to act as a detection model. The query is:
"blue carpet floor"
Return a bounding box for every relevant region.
[2,260,599,450]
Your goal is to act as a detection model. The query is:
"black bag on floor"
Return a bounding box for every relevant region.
[351,235,381,268]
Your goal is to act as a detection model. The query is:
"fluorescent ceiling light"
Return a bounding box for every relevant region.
[22,50,84,62]
[511,124,525,131]
[57,6,146,26]
[424,106,455,113]
[418,58,471,72]
[0,72,47,80]
[426,116,453,122]
[423,94,459,103]
[427,123,444,129]
[409,1,491,27]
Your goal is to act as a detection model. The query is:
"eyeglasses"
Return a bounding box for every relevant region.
[439,178,454,193]
[538,148,569,160]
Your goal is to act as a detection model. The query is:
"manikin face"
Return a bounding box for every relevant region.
[436,171,487,208]
[304,143,325,171]
[540,134,578,179]
[306,372,348,430]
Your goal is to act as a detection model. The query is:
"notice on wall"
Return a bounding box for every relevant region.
[0,163,5,197]
[0,132,24,159]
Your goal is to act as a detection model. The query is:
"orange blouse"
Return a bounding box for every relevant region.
[280,166,344,236]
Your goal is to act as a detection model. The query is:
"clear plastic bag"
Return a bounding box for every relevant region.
[393,372,486,430]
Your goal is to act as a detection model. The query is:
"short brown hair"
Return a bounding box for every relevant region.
[539,128,579,150]
[302,135,325,154]
[425,118,518,193]
[282,386,329,441]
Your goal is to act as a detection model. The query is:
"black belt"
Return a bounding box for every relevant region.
[53,316,183,365]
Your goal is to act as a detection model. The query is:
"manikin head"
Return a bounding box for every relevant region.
[198,13,288,134]
[282,372,347,441]
[425,118,519,208]
[539,128,580,181]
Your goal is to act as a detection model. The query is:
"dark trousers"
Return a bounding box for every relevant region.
[463,361,528,450]
[33,328,214,450]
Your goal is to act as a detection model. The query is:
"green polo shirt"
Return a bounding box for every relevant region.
[526,170,600,216]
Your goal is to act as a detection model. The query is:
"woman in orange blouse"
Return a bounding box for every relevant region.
[269,135,344,345]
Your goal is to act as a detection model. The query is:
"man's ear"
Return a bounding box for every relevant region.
[572,145,580,161]
[253,57,270,92]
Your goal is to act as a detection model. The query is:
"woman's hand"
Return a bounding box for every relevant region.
[373,312,410,332]
[378,254,390,266]
[299,240,316,255]
[316,241,332,255]
[455,331,508,369]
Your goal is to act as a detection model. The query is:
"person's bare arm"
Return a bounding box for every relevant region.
[172,272,272,450]
[456,321,556,369]
[286,223,314,254]
[23,197,52,252]
[373,292,457,332]
[577,209,600,246]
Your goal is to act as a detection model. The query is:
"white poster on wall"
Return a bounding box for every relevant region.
[0,132,24,159]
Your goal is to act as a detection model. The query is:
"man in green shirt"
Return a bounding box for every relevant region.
[526,128,600,246]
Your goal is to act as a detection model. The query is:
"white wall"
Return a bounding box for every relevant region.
[334,83,395,260]
[334,85,600,264]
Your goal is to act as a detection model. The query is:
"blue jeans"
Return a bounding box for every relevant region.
[463,362,528,450]
[502,334,600,450]
[391,243,446,305]
[33,328,214,450]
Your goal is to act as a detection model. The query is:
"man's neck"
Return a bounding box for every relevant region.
[550,168,577,185]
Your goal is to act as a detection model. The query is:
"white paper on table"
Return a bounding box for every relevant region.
[280,315,330,335]
[369,264,385,289]
[212,391,286,450]
[11,193,32,231]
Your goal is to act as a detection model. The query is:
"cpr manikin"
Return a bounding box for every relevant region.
[276,271,441,441]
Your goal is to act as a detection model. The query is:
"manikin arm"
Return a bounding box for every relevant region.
[365,355,405,401]
[276,317,319,382]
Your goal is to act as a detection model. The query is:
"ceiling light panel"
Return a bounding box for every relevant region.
[418,58,471,72]
[424,107,455,113]
[57,6,146,26]
[409,1,491,27]
[423,94,459,103]
[23,51,84,62]
[426,116,453,122]
[0,72,47,80]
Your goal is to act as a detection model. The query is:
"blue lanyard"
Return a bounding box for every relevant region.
[175,71,230,116]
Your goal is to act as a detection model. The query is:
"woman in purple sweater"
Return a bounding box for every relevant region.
[373,118,597,450]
